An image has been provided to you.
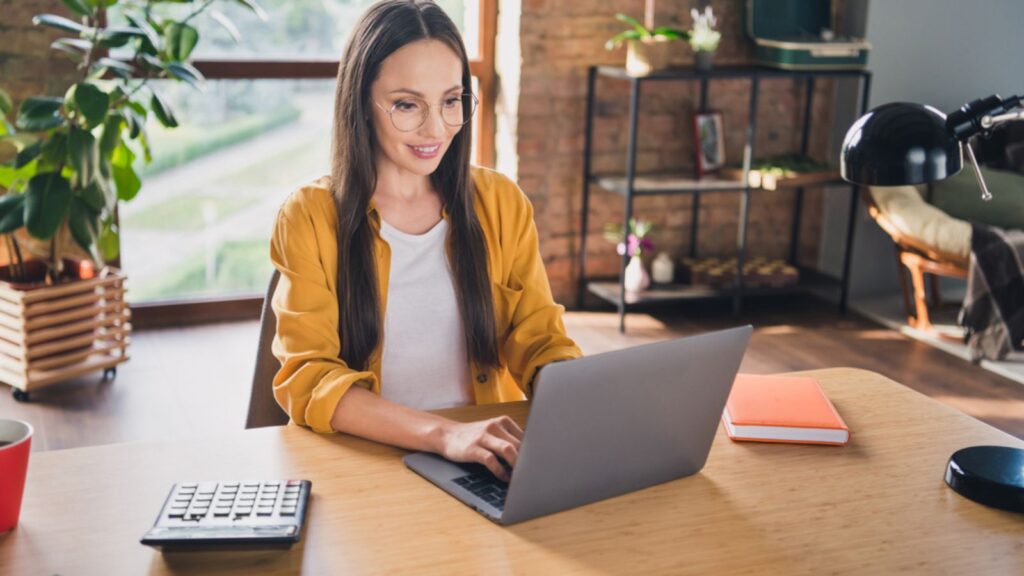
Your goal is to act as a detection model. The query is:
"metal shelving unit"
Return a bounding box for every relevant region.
[576,64,872,332]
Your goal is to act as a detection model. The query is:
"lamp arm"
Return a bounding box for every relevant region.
[980,109,1024,129]
[964,141,993,202]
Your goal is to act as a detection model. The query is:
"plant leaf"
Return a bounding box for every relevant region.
[98,114,123,159]
[651,27,689,41]
[25,172,73,240]
[80,179,106,211]
[0,158,38,192]
[73,82,109,128]
[15,141,42,169]
[615,13,650,36]
[0,194,25,233]
[165,22,199,61]
[0,89,12,116]
[16,97,63,132]
[32,14,86,34]
[68,196,100,257]
[150,91,178,128]
[166,62,205,91]
[111,143,140,201]
[124,13,162,52]
[97,26,140,49]
[67,125,99,186]
[50,37,92,62]
[98,218,119,260]
[93,57,136,78]
[39,131,68,169]
[604,30,643,51]
[210,10,242,44]
[61,0,92,17]
[236,0,269,21]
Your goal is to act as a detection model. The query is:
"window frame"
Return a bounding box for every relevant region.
[132,0,497,328]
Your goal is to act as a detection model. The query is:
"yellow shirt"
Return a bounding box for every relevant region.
[270,165,583,433]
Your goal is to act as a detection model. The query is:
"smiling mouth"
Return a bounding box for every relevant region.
[409,144,441,154]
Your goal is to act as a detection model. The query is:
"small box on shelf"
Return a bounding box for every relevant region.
[680,257,799,288]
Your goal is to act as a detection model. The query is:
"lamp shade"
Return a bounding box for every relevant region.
[840,102,963,186]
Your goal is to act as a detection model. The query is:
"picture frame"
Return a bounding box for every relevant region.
[693,111,726,178]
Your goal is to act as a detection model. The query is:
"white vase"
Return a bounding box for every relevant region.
[652,252,674,284]
[624,255,651,293]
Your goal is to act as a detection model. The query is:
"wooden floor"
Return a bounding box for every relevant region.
[3,295,1023,452]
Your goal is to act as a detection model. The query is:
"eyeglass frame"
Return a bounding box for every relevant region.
[373,91,479,133]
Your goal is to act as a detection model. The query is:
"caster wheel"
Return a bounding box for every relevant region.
[12,388,30,402]
[102,367,117,382]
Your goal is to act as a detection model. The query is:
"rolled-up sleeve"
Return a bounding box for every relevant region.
[269,197,376,433]
[500,183,582,396]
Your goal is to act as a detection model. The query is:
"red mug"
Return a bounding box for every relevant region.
[0,418,33,533]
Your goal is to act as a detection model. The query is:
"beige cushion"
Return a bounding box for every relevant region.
[869,186,971,258]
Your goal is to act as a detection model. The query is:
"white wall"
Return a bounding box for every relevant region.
[832,0,1024,299]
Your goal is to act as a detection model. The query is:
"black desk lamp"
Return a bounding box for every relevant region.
[840,94,1024,514]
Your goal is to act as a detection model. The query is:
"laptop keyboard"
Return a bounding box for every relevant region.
[452,472,508,511]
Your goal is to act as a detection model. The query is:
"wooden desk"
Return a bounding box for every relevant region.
[1,368,1022,574]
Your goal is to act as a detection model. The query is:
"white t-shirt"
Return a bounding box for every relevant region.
[378,218,474,410]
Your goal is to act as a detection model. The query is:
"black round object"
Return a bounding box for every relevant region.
[840,102,963,186]
[945,445,1024,513]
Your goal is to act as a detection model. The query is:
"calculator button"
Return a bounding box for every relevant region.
[280,507,297,516]
[235,507,253,516]
[168,509,187,518]
[213,509,232,517]
[180,483,198,489]
[242,482,259,488]
[222,482,239,488]
[263,481,280,487]
[256,508,274,516]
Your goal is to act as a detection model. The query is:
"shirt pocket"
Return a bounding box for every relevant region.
[492,273,524,338]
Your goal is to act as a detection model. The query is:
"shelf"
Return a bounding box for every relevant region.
[591,173,749,196]
[595,65,872,81]
[586,269,840,307]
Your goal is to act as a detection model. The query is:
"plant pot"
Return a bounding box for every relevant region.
[624,255,651,293]
[694,50,715,71]
[626,38,673,76]
[0,259,131,398]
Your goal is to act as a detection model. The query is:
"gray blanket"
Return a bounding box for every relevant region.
[959,223,1024,361]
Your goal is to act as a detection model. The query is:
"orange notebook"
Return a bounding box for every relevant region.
[722,374,850,445]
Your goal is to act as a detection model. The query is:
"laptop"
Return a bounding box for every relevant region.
[404,325,752,525]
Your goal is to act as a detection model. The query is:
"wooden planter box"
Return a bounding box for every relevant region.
[0,262,130,397]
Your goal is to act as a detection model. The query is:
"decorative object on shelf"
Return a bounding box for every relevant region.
[0,0,264,401]
[693,111,725,178]
[745,0,870,70]
[605,2,689,77]
[689,6,721,71]
[604,218,654,293]
[841,93,1024,511]
[680,257,798,288]
[651,252,674,284]
[720,154,837,190]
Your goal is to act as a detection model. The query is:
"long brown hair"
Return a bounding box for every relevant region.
[330,0,499,373]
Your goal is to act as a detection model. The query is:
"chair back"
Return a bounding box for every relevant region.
[246,270,289,429]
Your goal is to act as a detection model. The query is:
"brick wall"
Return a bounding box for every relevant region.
[503,0,841,304]
[0,1,78,109]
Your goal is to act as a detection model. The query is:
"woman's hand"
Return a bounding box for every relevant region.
[437,416,523,482]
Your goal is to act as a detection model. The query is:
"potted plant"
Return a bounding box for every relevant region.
[604,218,655,293]
[689,6,722,71]
[0,0,263,401]
[605,3,689,77]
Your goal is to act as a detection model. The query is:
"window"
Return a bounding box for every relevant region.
[115,0,496,320]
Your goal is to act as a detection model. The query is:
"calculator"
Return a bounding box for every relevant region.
[140,480,312,549]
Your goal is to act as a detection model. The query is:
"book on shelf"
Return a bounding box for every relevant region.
[722,374,849,445]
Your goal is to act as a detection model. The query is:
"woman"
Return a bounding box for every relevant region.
[270,0,581,481]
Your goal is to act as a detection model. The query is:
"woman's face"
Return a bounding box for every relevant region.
[370,39,465,178]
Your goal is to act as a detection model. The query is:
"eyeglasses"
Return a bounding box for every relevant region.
[374,92,478,132]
